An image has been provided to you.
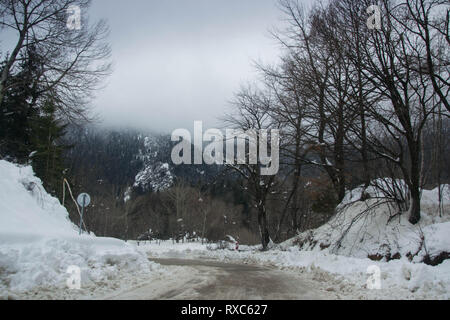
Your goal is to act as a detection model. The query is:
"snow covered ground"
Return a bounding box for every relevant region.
[290,180,450,263]
[136,182,450,300]
[1,159,448,300]
[0,160,165,300]
[135,239,449,300]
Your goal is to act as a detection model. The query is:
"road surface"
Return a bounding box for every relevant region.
[104,258,332,300]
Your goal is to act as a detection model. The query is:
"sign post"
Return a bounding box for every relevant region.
[77,193,91,235]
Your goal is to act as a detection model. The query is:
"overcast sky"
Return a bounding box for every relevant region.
[88,0,313,133]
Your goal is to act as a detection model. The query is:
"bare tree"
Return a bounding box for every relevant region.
[272,0,448,225]
[257,56,319,240]
[274,0,358,202]
[223,85,279,250]
[0,0,111,121]
[397,0,449,113]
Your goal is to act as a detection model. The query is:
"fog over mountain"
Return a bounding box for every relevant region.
[88,0,313,133]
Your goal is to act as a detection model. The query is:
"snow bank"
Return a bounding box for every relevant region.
[0,160,160,299]
[209,248,450,299]
[290,182,450,263]
[137,240,450,299]
[134,181,450,299]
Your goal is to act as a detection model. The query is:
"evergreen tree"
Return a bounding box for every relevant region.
[0,46,70,195]
[30,98,70,195]
[0,46,41,160]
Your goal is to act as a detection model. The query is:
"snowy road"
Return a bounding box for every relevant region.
[104,258,332,300]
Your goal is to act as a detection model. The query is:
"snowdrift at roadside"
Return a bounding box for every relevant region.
[287,180,450,263]
[134,180,450,300]
[135,239,450,299]
[0,160,159,298]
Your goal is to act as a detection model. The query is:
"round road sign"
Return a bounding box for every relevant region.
[77,193,91,208]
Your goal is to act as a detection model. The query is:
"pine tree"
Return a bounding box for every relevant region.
[0,46,71,195]
[0,47,41,160]
[30,98,71,195]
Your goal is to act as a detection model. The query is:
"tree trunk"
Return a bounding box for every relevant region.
[274,148,301,242]
[258,204,271,251]
[0,84,3,109]
[409,185,421,225]
[0,32,26,107]
[335,102,346,203]
[408,140,422,224]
